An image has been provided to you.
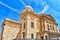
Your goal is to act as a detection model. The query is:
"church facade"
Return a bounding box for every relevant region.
[2,3,60,40]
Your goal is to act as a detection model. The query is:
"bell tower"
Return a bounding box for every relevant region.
[20,3,34,38]
[20,3,39,39]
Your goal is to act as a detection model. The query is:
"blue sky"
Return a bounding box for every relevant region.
[0,0,60,32]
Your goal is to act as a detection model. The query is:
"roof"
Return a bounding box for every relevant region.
[21,3,34,13]
[5,18,21,24]
[39,13,56,21]
[25,3,33,10]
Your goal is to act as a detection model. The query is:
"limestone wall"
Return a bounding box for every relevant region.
[27,14,40,38]
[2,19,21,40]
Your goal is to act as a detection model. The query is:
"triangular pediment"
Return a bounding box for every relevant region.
[46,14,55,22]
[39,14,56,22]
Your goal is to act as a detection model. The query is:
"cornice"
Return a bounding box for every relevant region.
[4,18,21,25]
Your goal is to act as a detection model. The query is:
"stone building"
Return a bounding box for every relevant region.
[2,18,22,40]
[2,3,60,40]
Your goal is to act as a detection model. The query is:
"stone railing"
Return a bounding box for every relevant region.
[13,38,60,40]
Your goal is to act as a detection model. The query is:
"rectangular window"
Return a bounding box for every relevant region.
[24,23,25,29]
[31,22,34,28]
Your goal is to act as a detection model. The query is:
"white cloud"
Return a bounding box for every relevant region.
[35,0,40,5]
[40,0,47,6]
[19,0,26,6]
[0,2,19,13]
[41,5,49,13]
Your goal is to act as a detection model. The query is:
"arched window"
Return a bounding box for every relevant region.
[52,25,54,30]
[31,22,34,28]
[47,24,50,30]
[31,34,34,39]
[41,36,43,40]
[45,36,48,40]
[23,32,25,38]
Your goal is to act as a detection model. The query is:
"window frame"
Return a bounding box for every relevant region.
[31,22,34,28]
